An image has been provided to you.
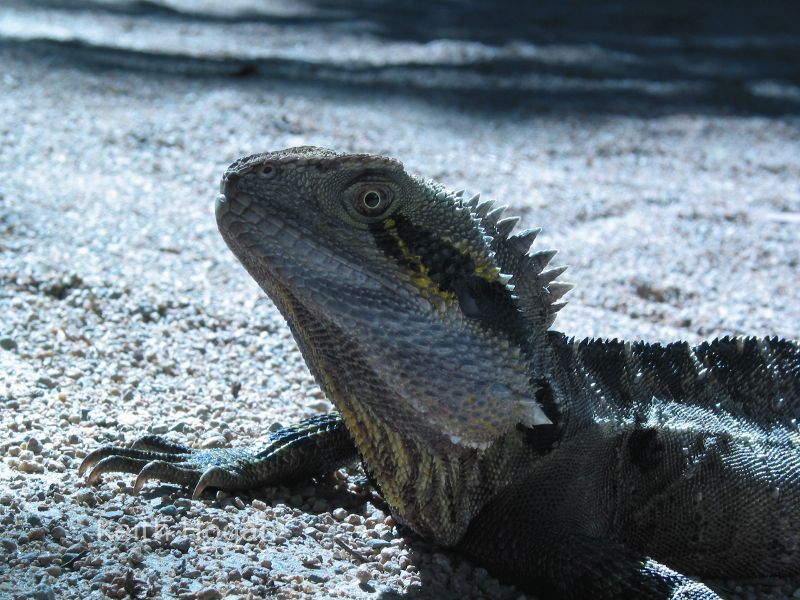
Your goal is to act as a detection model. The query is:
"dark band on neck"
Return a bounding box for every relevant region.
[370,215,529,349]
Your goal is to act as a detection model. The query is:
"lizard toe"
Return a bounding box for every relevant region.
[85,455,152,485]
[134,460,201,493]
[80,446,195,481]
[79,446,121,476]
[193,465,243,499]
[79,414,356,498]
[131,435,192,454]
[79,445,157,476]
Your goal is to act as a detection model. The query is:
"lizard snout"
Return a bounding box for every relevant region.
[219,169,240,196]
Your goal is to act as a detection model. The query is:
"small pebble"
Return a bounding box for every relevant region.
[32,585,55,600]
[37,376,56,389]
[170,537,191,553]
[380,547,396,562]
[355,566,372,584]
[0,337,17,351]
[26,437,44,454]
[345,514,362,526]
[19,460,44,474]
[302,555,321,568]
[73,490,96,506]
[36,553,55,567]
[46,460,65,473]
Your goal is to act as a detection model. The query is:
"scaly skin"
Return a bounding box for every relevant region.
[81,147,800,599]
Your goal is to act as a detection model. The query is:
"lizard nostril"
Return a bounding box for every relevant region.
[220,172,239,195]
[259,163,277,179]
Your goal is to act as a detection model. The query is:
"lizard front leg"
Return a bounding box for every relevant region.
[458,480,721,600]
[460,526,719,599]
[79,412,358,496]
[456,427,723,599]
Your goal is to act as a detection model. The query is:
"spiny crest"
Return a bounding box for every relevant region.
[434,189,506,283]
[446,187,567,432]
[454,188,573,332]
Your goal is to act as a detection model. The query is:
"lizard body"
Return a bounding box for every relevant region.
[81,148,800,598]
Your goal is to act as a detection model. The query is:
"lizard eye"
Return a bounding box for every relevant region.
[260,164,277,179]
[355,188,393,217]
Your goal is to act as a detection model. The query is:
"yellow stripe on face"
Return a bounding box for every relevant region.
[384,227,459,308]
[371,214,528,348]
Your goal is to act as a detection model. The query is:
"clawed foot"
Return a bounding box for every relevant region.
[78,435,255,498]
[79,413,359,497]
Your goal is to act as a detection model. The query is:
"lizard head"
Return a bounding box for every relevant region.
[216,147,570,450]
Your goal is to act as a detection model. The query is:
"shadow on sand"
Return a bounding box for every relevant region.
[3,0,800,116]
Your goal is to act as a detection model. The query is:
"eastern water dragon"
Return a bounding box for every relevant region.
[81,147,800,599]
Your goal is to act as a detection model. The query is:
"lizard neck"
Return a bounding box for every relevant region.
[336,390,541,546]
[273,279,549,545]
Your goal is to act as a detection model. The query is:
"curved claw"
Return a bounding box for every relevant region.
[79,445,129,476]
[87,455,150,485]
[193,465,233,499]
[134,461,200,493]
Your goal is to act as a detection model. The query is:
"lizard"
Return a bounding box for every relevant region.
[80,147,800,599]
